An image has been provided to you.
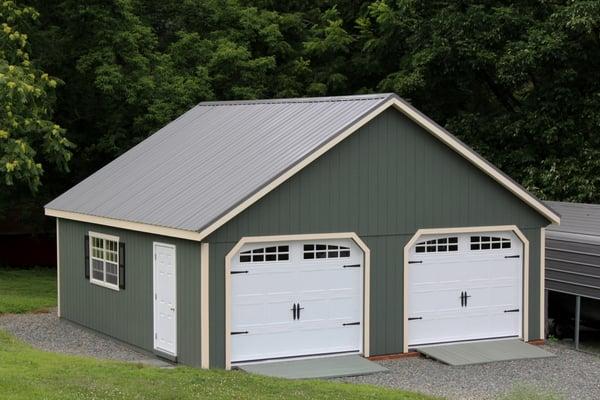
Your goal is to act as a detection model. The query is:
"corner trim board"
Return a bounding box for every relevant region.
[223,232,370,370]
[56,219,61,317]
[402,225,530,352]
[200,242,210,368]
[540,228,546,340]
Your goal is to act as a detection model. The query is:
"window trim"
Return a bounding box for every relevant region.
[89,231,120,291]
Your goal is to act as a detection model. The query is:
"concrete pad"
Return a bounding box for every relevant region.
[237,355,387,379]
[416,339,554,366]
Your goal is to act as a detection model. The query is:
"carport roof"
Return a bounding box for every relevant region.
[46,93,559,240]
[546,201,600,242]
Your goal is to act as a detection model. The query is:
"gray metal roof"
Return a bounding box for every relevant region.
[46,94,393,231]
[546,201,600,240]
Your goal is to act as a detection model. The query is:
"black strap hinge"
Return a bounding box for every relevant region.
[504,255,520,259]
[231,331,249,335]
[408,317,423,320]
[408,260,422,264]
[231,270,248,274]
[343,264,361,268]
[343,322,360,326]
[504,309,520,313]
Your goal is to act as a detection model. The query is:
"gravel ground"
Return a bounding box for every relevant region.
[0,308,171,367]
[338,342,600,400]
[2,310,598,398]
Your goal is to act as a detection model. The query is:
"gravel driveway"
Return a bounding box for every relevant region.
[0,308,170,367]
[2,310,599,399]
[338,342,600,400]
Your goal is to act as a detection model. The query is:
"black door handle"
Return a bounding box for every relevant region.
[297,303,304,320]
[460,291,464,307]
[464,291,471,307]
[291,303,297,320]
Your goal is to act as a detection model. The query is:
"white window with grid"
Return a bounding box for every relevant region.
[239,245,290,263]
[90,232,120,290]
[303,244,351,259]
[415,237,459,253]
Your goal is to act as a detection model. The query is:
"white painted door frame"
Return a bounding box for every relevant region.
[153,242,177,356]
[224,232,371,370]
[402,225,529,352]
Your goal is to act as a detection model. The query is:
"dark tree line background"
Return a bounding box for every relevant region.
[2,0,600,237]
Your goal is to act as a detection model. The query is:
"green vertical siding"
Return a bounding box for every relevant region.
[59,219,203,366]
[207,108,549,367]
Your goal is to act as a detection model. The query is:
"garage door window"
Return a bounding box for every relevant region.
[470,236,511,250]
[303,244,350,259]
[415,237,458,253]
[240,246,289,263]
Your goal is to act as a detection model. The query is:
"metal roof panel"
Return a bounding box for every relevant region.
[46,94,392,231]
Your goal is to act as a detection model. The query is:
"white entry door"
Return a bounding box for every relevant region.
[408,232,523,346]
[153,242,177,356]
[231,239,364,363]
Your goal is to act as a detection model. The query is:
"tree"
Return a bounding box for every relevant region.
[0,1,72,192]
[356,0,600,202]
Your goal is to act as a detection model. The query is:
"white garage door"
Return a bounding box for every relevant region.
[408,231,523,346]
[231,239,364,363]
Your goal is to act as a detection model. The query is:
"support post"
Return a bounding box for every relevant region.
[574,295,581,350]
[544,289,549,339]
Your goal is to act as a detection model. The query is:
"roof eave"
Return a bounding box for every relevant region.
[45,208,204,242]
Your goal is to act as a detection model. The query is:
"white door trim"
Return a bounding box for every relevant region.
[402,225,530,352]
[224,232,370,370]
[153,242,177,356]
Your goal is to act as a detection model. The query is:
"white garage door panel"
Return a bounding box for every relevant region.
[408,232,523,347]
[231,239,363,363]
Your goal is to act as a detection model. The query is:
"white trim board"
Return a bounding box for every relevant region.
[402,225,530,353]
[56,219,61,317]
[200,242,210,368]
[223,232,371,370]
[540,228,546,340]
[46,209,204,241]
[45,96,559,241]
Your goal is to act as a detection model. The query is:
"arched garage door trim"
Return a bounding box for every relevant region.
[402,225,530,352]
[224,232,371,370]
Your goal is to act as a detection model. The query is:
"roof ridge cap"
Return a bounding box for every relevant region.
[197,93,394,107]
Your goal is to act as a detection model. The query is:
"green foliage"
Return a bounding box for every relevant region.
[0,1,72,191]
[0,267,56,314]
[357,0,600,203]
[3,0,600,232]
[0,330,434,399]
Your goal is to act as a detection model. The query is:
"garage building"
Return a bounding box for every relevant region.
[45,93,560,368]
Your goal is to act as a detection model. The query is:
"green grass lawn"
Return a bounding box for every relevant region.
[0,268,56,314]
[0,331,434,400]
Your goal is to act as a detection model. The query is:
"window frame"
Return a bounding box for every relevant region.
[239,245,290,263]
[303,243,351,260]
[89,231,120,291]
[415,236,459,253]
[470,235,511,251]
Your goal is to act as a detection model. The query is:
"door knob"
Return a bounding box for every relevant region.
[170,307,175,311]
